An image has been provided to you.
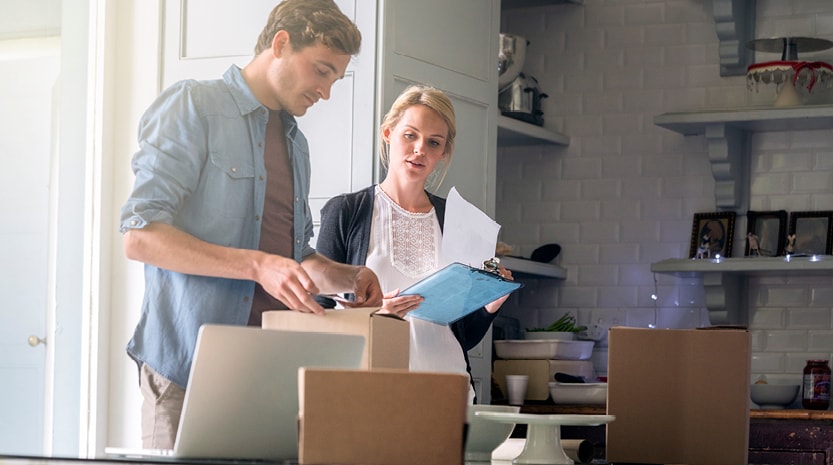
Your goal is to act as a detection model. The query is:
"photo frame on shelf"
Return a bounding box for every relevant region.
[745,210,787,257]
[689,211,736,259]
[788,211,833,255]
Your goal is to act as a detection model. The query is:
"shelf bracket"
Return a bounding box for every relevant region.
[712,0,755,76]
[705,123,750,212]
[702,272,748,325]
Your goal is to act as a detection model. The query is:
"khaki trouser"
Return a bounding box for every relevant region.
[140,363,186,449]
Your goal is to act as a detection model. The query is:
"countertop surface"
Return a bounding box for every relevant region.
[750,408,833,420]
[508,402,833,420]
[0,454,521,465]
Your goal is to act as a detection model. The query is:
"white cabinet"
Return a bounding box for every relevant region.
[377,0,501,215]
[652,105,833,325]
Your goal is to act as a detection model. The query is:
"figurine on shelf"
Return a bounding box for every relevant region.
[747,232,760,256]
[785,234,796,255]
[695,233,711,259]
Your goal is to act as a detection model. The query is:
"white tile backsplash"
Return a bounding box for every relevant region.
[498,0,833,380]
[752,353,786,373]
[787,308,831,328]
[597,285,637,308]
[793,172,833,193]
[748,307,786,329]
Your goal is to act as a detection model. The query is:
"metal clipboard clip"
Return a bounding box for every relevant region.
[482,257,501,275]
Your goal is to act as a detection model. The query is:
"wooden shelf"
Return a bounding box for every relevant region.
[651,255,833,326]
[651,255,833,277]
[502,0,582,9]
[497,115,570,146]
[499,256,567,279]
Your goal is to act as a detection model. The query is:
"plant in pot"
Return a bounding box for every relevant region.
[525,314,586,340]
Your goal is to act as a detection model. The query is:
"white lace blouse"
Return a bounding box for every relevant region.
[365,186,474,403]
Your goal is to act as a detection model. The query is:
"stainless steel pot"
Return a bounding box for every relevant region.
[498,34,528,90]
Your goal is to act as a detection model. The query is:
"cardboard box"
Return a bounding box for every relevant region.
[298,368,469,465]
[493,359,595,400]
[263,308,409,369]
[606,326,751,465]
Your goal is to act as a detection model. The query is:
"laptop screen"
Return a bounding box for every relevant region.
[173,324,365,461]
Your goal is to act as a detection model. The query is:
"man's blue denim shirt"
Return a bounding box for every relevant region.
[120,65,316,388]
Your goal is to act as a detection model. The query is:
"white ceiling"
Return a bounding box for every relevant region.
[0,0,61,40]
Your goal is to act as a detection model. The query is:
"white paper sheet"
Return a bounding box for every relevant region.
[441,187,501,268]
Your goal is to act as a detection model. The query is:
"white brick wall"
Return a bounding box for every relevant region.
[497,0,833,382]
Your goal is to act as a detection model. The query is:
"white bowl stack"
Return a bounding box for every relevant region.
[493,335,597,403]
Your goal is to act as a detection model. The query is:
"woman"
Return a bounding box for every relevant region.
[316,85,511,403]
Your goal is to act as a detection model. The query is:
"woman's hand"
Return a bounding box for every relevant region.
[375,289,424,318]
[485,265,513,314]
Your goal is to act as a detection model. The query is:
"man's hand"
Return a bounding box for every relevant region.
[344,266,384,307]
[255,253,325,315]
[300,254,382,309]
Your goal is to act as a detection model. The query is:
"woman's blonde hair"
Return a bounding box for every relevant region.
[254,0,361,56]
[379,85,457,190]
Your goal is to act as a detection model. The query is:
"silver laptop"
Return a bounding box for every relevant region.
[106,324,365,462]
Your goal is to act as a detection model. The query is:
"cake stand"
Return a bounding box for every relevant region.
[747,60,833,106]
[745,37,833,107]
[474,412,615,464]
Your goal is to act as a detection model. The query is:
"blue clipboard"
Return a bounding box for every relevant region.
[401,262,523,325]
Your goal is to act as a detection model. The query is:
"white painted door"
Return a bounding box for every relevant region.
[0,40,60,455]
[378,0,499,215]
[377,0,500,402]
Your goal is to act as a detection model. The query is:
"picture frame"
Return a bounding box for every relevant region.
[689,211,736,259]
[787,211,833,255]
[745,210,787,257]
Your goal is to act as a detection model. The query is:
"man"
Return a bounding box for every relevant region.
[119,0,382,448]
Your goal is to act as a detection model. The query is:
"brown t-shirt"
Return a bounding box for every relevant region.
[249,110,294,326]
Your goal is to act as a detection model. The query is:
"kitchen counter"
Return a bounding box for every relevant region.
[506,401,833,419]
[750,408,833,419]
[0,454,521,465]
[502,403,833,464]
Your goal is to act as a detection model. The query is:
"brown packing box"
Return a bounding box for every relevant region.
[298,368,469,465]
[493,359,595,400]
[262,308,409,369]
[606,326,751,465]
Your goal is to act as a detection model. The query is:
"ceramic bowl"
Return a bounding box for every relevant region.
[524,330,576,341]
[750,383,800,409]
[549,382,607,405]
[494,339,594,360]
[465,404,520,462]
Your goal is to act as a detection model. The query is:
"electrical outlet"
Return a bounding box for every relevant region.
[586,316,621,347]
[583,324,606,341]
[594,317,620,333]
